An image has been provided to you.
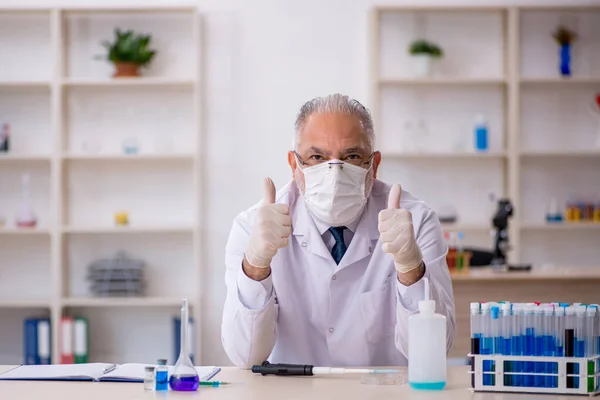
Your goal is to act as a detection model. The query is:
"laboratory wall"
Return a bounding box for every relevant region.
[0,0,599,367]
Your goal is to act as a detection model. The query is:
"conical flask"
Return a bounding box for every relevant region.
[169,298,199,391]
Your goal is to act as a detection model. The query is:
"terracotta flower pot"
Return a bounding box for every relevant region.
[113,62,140,78]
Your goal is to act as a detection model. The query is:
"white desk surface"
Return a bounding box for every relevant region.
[0,365,592,400]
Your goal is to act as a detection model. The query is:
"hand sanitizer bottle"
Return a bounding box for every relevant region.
[408,277,447,390]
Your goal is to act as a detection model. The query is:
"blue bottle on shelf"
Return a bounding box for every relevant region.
[474,115,489,152]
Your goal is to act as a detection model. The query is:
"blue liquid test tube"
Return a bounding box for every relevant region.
[533,306,544,388]
[523,304,535,387]
[555,306,565,389]
[576,306,586,361]
[481,303,492,386]
[491,306,501,386]
[470,302,481,389]
[543,306,555,388]
[512,305,524,387]
[501,303,512,386]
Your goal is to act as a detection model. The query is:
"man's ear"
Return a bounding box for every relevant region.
[288,151,297,178]
[372,151,382,179]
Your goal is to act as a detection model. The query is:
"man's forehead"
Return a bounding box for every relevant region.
[297,113,370,149]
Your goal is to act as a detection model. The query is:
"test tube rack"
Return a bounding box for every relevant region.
[469,354,600,396]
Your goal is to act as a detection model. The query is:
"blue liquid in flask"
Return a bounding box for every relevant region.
[170,374,200,391]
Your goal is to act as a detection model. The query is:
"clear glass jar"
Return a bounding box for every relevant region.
[144,366,155,391]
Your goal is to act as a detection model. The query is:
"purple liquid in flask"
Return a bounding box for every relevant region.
[170,374,200,391]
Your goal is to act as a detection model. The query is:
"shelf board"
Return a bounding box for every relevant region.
[62,226,194,234]
[383,152,506,160]
[63,77,195,88]
[375,5,508,12]
[521,222,600,231]
[0,154,52,162]
[0,227,51,236]
[379,77,506,86]
[0,299,51,308]
[0,81,51,89]
[63,153,195,161]
[520,77,600,85]
[60,6,197,13]
[520,150,600,158]
[61,297,187,308]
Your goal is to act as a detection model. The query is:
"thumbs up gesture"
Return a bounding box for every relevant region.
[245,178,293,268]
[378,184,423,274]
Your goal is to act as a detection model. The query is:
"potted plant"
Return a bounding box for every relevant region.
[552,26,577,77]
[98,28,157,77]
[408,39,443,77]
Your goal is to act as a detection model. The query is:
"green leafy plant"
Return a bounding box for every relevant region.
[99,28,157,67]
[552,26,577,46]
[408,40,443,58]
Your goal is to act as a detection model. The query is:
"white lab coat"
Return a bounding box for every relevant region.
[221,179,455,368]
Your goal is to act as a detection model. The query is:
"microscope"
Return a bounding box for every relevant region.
[491,198,531,271]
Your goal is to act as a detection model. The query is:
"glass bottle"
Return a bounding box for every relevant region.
[16,174,37,228]
[144,366,155,391]
[155,359,168,391]
[169,299,199,391]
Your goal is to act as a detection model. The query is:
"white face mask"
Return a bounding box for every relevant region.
[297,157,373,227]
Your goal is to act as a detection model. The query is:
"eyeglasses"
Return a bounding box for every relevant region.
[294,151,374,168]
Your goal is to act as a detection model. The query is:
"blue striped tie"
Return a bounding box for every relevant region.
[329,226,347,264]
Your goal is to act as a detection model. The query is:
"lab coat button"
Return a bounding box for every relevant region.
[332,275,336,280]
[406,299,413,305]
[329,328,334,333]
[301,241,307,248]
[369,246,372,253]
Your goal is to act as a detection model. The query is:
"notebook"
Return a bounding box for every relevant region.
[0,363,221,383]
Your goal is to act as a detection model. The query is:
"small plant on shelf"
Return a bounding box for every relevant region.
[408,39,443,78]
[551,26,577,77]
[98,28,157,78]
[408,40,444,58]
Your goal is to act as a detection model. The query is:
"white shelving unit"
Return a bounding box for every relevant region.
[370,5,600,267]
[0,6,202,365]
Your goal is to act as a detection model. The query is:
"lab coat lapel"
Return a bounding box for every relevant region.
[334,198,381,273]
[292,193,333,261]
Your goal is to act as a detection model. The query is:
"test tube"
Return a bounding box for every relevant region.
[555,306,565,357]
[491,306,501,386]
[565,306,576,389]
[534,306,544,388]
[471,302,482,353]
[524,304,535,387]
[589,305,600,356]
[470,302,481,389]
[512,305,523,387]
[501,303,512,386]
[576,307,586,358]
[481,303,492,386]
[586,307,596,392]
[543,306,555,388]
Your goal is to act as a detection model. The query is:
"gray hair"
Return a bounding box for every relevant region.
[293,94,375,151]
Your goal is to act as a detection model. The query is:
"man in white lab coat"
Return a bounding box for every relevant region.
[222,94,455,368]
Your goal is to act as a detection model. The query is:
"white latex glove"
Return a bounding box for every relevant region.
[378,184,423,273]
[244,178,292,268]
